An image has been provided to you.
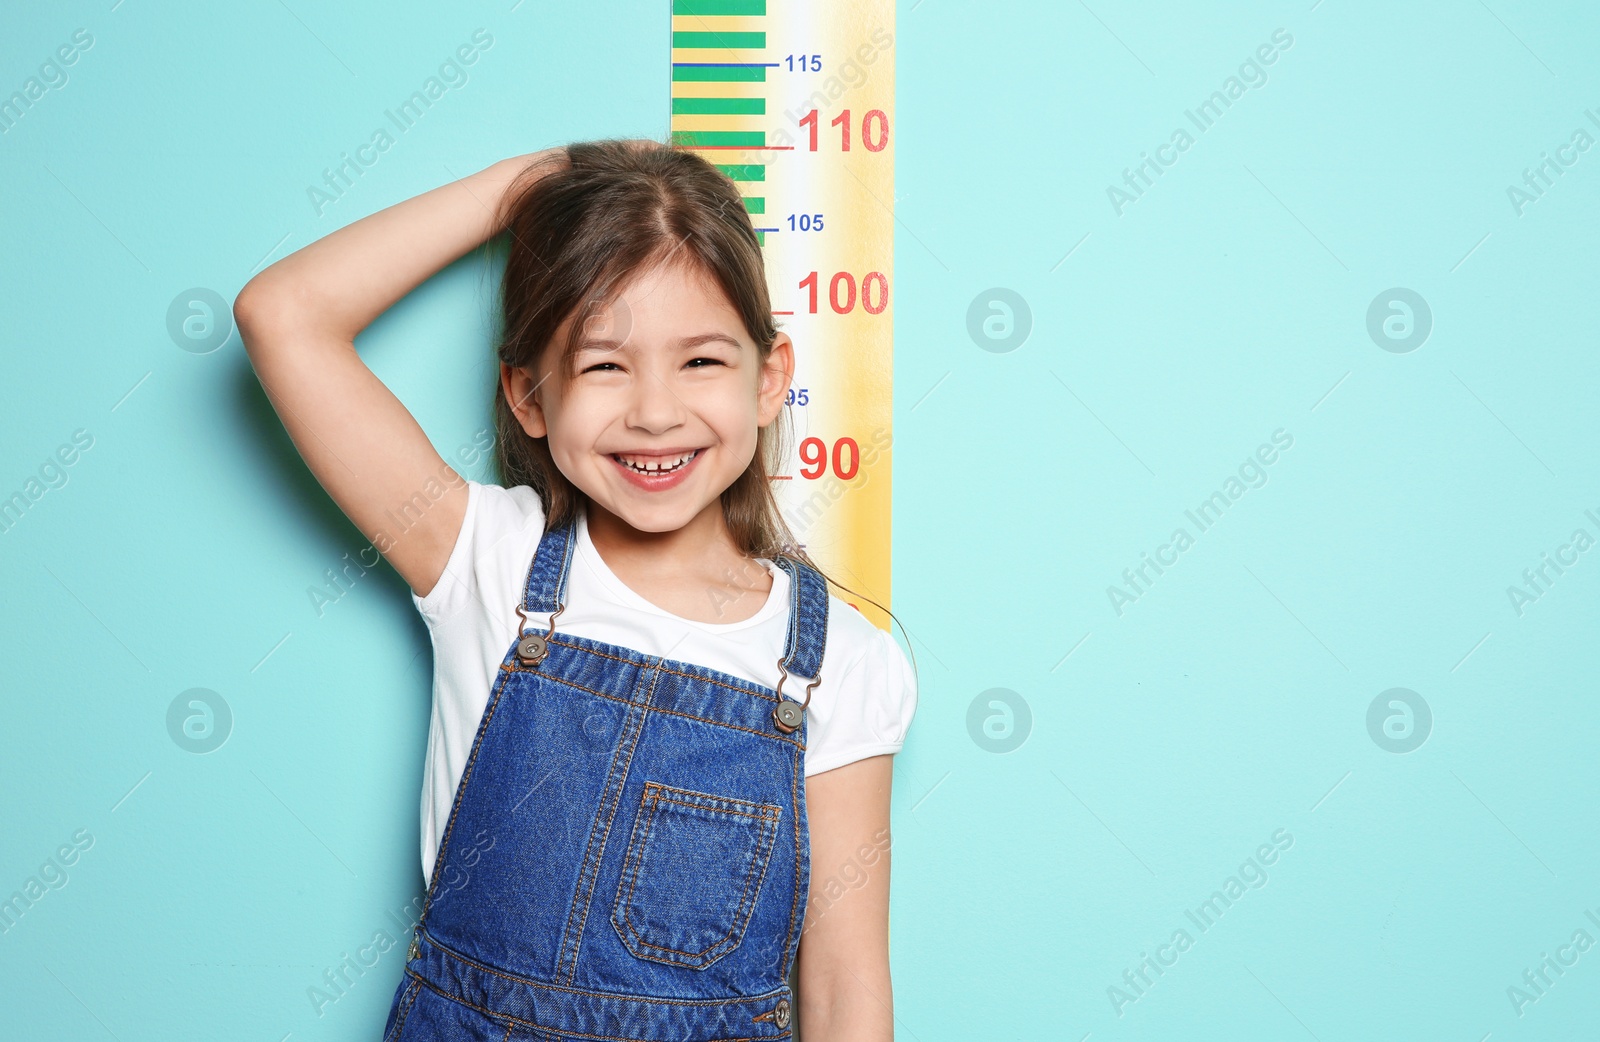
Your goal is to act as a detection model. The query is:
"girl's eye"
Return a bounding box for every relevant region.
[581,358,728,374]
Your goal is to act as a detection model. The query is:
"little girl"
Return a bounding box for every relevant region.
[235,138,917,1041]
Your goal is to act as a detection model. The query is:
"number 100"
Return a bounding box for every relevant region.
[798,271,889,315]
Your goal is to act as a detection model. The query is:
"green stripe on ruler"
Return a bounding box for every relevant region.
[671,130,765,147]
[672,65,766,82]
[673,31,764,49]
[672,96,765,115]
[672,0,766,14]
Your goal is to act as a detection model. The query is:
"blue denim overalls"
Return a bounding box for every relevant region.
[383,512,828,1041]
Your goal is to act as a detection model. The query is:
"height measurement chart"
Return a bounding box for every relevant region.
[668,0,896,632]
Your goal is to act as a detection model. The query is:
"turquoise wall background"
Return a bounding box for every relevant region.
[4,0,1599,1038]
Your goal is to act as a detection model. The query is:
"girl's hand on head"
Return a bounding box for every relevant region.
[489,146,572,234]
[488,139,667,234]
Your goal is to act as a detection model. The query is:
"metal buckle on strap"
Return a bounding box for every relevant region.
[771,659,820,734]
[513,599,566,667]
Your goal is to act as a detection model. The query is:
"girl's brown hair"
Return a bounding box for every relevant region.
[489,137,915,679]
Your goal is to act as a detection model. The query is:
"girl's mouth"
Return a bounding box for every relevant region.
[609,448,704,489]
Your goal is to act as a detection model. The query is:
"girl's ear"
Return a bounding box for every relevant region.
[501,362,549,438]
[758,333,796,426]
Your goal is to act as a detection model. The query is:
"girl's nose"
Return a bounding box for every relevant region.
[625,366,688,432]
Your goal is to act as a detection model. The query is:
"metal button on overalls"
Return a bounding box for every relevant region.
[381,510,828,1041]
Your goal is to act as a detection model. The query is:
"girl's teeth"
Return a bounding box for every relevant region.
[617,450,697,473]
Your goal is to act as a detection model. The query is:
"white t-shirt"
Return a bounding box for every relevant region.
[410,480,918,883]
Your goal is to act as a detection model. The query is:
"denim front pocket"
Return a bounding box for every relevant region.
[611,780,782,970]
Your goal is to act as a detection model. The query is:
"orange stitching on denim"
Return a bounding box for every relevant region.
[523,636,781,702]
[652,795,780,821]
[419,664,516,922]
[614,787,690,959]
[565,663,662,980]
[781,741,803,978]
[558,662,660,984]
[609,783,661,954]
[499,665,804,750]
[406,971,776,1042]
[643,782,783,817]
[387,975,422,1041]
[556,664,648,982]
[424,926,786,1008]
[610,784,660,948]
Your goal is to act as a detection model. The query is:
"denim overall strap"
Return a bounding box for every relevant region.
[520,516,830,694]
[771,555,827,682]
[521,513,580,614]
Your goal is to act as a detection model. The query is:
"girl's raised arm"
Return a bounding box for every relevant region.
[233,148,565,600]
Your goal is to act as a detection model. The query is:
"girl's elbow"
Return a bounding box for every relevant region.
[234,272,315,354]
[233,275,286,351]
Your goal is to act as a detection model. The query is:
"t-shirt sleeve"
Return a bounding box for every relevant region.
[411,480,544,624]
[805,625,919,775]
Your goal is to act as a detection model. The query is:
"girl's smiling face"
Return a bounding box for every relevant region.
[504,258,793,535]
